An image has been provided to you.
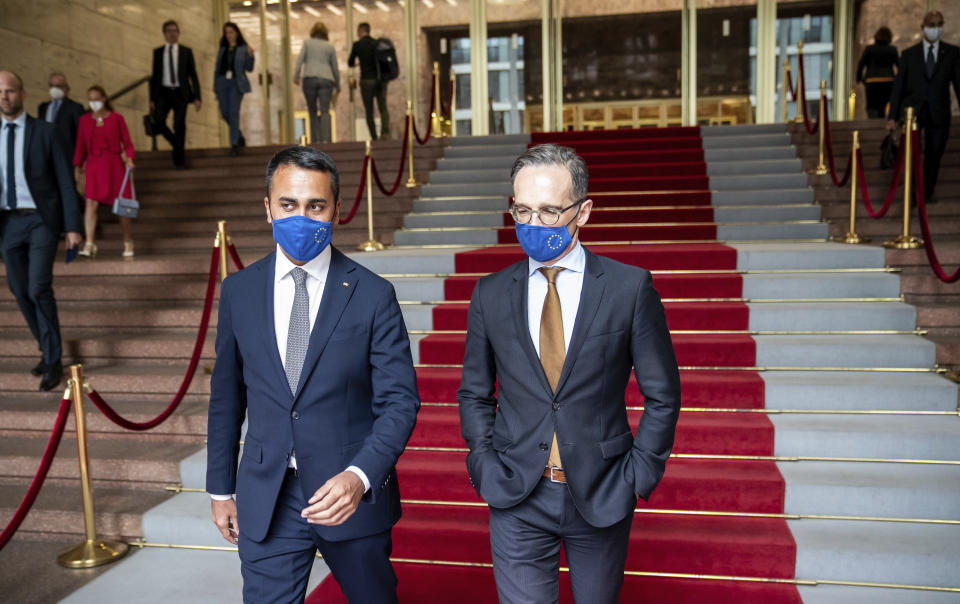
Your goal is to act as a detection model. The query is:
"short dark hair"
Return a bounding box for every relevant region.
[358,22,371,35]
[510,144,588,202]
[265,146,340,201]
[874,27,892,45]
[162,20,179,32]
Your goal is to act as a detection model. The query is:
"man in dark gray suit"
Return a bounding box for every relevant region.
[0,71,83,391]
[458,144,681,603]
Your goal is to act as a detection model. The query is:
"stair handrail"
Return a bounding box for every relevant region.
[108,75,150,103]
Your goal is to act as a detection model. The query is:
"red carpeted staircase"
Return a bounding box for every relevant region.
[309,127,803,602]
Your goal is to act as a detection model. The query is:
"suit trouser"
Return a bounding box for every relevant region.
[489,476,632,604]
[921,125,950,201]
[0,212,62,366]
[215,76,244,147]
[360,79,389,140]
[303,77,335,144]
[238,470,398,604]
[154,87,188,166]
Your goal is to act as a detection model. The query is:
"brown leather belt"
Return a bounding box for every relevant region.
[543,466,566,483]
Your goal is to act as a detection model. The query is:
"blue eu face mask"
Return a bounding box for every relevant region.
[272,215,332,263]
[514,210,580,263]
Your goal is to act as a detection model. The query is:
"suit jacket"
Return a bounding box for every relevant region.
[150,44,202,103]
[856,43,899,82]
[887,41,960,127]
[0,115,82,236]
[458,247,681,528]
[206,247,420,543]
[36,97,86,157]
[214,44,255,94]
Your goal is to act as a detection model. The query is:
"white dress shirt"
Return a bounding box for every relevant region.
[0,112,37,211]
[210,244,370,501]
[45,99,62,123]
[527,242,586,356]
[163,43,180,87]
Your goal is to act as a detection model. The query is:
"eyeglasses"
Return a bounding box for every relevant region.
[510,199,584,226]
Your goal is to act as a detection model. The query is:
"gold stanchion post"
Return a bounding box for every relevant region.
[215,220,229,282]
[449,70,457,137]
[793,41,805,123]
[837,130,869,244]
[781,59,790,123]
[884,107,923,249]
[809,79,828,176]
[359,141,384,252]
[405,101,418,188]
[848,88,856,121]
[57,364,129,568]
[431,62,443,139]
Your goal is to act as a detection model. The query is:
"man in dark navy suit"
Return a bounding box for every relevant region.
[150,20,202,169]
[206,146,420,603]
[458,144,681,603]
[886,10,960,203]
[37,72,86,155]
[0,71,83,391]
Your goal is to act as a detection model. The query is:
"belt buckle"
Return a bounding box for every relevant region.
[547,466,563,483]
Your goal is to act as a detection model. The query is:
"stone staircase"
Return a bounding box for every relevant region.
[0,139,444,602]
[791,119,960,374]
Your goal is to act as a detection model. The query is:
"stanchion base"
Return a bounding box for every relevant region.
[835,233,870,245]
[358,240,385,252]
[808,166,828,175]
[793,116,804,124]
[883,236,923,250]
[204,362,215,375]
[57,539,129,568]
[405,179,419,188]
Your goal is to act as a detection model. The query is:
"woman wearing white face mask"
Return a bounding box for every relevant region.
[73,85,136,257]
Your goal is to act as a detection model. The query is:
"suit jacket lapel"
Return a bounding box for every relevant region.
[259,252,291,405]
[554,248,606,396]
[510,262,553,397]
[23,116,34,174]
[292,248,358,401]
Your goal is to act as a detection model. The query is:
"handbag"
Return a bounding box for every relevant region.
[880,132,898,170]
[142,114,155,137]
[112,168,140,218]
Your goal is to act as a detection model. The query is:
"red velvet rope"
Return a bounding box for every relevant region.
[371,114,411,196]
[857,134,906,219]
[797,56,818,135]
[821,108,853,187]
[338,154,370,225]
[227,243,245,271]
[0,396,71,551]
[412,80,436,145]
[912,131,960,283]
[785,67,797,101]
[440,76,455,117]
[85,247,220,431]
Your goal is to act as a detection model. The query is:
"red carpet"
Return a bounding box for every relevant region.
[309,127,800,602]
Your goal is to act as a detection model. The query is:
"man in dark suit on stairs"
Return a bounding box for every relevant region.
[206,146,420,602]
[886,10,960,204]
[150,19,202,169]
[37,72,86,156]
[458,144,682,603]
[0,71,83,391]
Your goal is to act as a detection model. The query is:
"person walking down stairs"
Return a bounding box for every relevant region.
[73,85,136,258]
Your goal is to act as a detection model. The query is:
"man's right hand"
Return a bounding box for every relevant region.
[211,497,239,545]
[885,120,896,132]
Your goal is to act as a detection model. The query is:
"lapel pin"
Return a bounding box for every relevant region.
[342,282,350,287]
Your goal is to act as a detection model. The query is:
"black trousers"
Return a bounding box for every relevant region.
[864,81,893,119]
[920,125,950,201]
[1,212,63,366]
[359,79,389,140]
[154,87,188,166]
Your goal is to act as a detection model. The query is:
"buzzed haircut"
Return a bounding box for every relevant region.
[265,146,341,201]
[358,22,371,34]
[510,144,589,202]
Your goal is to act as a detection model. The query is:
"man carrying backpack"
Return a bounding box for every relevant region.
[348,22,393,141]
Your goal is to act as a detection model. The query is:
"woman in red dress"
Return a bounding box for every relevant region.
[73,85,136,258]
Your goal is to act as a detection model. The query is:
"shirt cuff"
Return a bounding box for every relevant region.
[346,466,370,493]
[209,493,234,501]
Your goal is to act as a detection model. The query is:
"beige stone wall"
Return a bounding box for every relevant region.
[0,0,223,155]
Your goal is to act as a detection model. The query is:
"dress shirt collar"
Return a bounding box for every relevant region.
[923,39,939,58]
[274,243,332,285]
[166,42,179,51]
[2,112,27,128]
[528,240,585,277]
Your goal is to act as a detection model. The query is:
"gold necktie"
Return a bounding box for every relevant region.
[539,267,565,469]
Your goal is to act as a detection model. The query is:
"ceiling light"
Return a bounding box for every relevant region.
[289,9,300,17]
[398,0,405,6]
[445,0,456,5]
[376,0,389,10]
[422,0,434,7]
[304,5,321,16]
[326,2,342,14]
[354,2,368,12]
[265,10,279,20]
[242,0,252,5]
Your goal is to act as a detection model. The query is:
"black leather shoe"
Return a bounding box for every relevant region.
[39,362,63,392]
[30,360,46,376]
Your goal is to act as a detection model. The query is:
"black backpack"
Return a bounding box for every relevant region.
[375,38,399,82]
